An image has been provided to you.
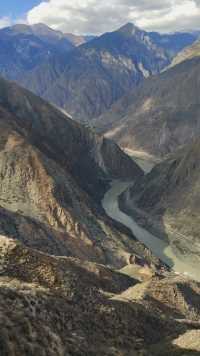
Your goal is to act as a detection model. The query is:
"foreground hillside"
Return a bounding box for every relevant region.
[97,54,200,158]
[0,76,146,268]
[0,235,200,355]
[120,137,200,267]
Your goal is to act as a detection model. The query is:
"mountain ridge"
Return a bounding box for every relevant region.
[0,75,145,268]
[96,54,200,158]
[169,39,200,68]
[0,22,198,122]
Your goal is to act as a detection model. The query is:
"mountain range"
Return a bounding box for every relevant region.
[0,20,200,355]
[97,41,200,158]
[99,37,200,270]
[0,23,198,122]
[1,73,199,355]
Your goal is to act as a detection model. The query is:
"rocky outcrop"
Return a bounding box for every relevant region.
[0,235,200,355]
[118,274,200,320]
[96,136,143,179]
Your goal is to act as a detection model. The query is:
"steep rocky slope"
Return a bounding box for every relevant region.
[42,22,168,120]
[0,76,144,267]
[0,23,74,78]
[0,23,197,123]
[43,23,196,121]
[148,31,199,60]
[0,24,74,98]
[120,138,200,266]
[169,40,200,68]
[97,56,200,158]
[0,24,95,94]
[0,235,200,355]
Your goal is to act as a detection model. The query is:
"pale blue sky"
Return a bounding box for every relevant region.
[0,0,41,20]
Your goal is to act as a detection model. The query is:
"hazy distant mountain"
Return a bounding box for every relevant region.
[169,39,200,68]
[0,23,94,52]
[0,22,198,122]
[0,23,74,69]
[97,54,200,158]
[0,23,96,96]
[43,23,199,121]
[6,23,75,49]
[0,23,74,90]
[65,32,96,46]
[148,31,199,59]
[43,22,168,119]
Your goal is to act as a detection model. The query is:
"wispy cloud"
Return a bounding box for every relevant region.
[26,0,200,34]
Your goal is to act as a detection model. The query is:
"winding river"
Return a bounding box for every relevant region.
[102,159,200,282]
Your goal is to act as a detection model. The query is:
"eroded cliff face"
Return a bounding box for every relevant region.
[120,138,200,265]
[0,77,141,199]
[0,77,144,268]
[0,235,200,356]
[96,136,143,179]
